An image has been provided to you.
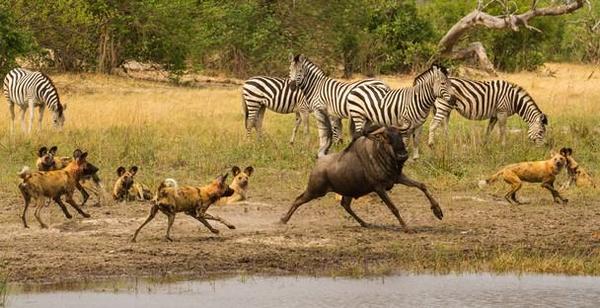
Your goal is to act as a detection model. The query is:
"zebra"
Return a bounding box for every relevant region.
[242,76,310,144]
[288,54,389,157]
[3,68,66,134]
[427,77,548,147]
[347,64,452,159]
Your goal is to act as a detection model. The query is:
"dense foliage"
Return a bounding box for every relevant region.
[2,0,598,77]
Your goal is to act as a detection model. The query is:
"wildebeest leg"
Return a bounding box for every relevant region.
[64,194,91,218]
[375,189,412,233]
[75,182,90,207]
[187,212,220,234]
[396,173,444,220]
[53,196,73,219]
[280,191,320,224]
[165,212,175,241]
[542,181,568,204]
[339,196,370,228]
[313,109,332,157]
[201,212,236,229]
[34,199,48,229]
[131,203,159,242]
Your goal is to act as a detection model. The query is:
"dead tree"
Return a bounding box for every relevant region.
[437,0,589,74]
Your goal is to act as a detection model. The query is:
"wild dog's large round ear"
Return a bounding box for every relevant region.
[49,146,58,155]
[116,166,126,176]
[79,152,88,161]
[566,148,573,156]
[559,147,569,156]
[220,173,229,182]
[244,166,254,176]
[129,166,138,175]
[73,149,83,159]
[231,166,241,176]
[38,146,48,157]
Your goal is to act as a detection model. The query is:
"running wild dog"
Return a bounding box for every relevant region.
[478,148,571,204]
[36,145,104,205]
[280,125,443,233]
[113,166,152,202]
[19,149,93,228]
[131,174,235,242]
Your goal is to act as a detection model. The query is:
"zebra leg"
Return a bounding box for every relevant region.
[412,126,422,160]
[290,111,302,144]
[484,117,498,144]
[313,109,332,157]
[330,116,343,144]
[38,106,45,131]
[19,106,27,133]
[301,111,310,143]
[8,102,15,135]
[27,100,35,134]
[497,113,508,146]
[429,98,453,147]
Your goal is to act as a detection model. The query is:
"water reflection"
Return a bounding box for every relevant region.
[8,273,600,308]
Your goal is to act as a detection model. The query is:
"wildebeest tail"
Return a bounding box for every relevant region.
[18,166,32,180]
[478,170,503,189]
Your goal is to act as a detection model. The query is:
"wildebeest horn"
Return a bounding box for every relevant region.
[368,127,386,136]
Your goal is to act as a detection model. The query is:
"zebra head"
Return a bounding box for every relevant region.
[414,64,452,103]
[528,113,548,146]
[52,104,66,129]
[288,54,306,91]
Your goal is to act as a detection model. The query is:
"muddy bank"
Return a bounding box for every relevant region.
[2,187,600,284]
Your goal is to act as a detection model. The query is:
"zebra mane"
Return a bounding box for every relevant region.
[413,64,448,86]
[293,54,325,76]
[511,83,546,124]
[39,72,63,114]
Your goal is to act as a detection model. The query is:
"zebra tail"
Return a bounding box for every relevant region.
[241,94,249,130]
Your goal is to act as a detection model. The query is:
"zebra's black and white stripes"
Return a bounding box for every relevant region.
[348,64,452,159]
[242,76,309,144]
[428,77,548,146]
[288,54,388,156]
[3,68,66,134]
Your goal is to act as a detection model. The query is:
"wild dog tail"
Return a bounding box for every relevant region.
[18,166,32,180]
[478,170,503,189]
[157,178,178,198]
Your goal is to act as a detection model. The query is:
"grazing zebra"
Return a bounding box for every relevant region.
[242,76,310,144]
[427,77,548,147]
[288,54,389,157]
[348,64,452,159]
[3,68,66,134]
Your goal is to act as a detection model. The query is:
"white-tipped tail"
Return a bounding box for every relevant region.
[478,179,488,189]
[18,166,31,179]
[163,178,178,188]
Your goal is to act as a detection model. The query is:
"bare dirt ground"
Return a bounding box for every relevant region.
[2,176,599,284]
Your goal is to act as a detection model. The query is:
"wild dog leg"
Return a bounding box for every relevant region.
[375,189,413,233]
[187,213,220,234]
[542,181,568,204]
[131,203,159,242]
[165,213,175,241]
[20,186,32,228]
[64,194,91,218]
[53,196,73,219]
[339,196,370,228]
[33,199,48,228]
[201,213,236,229]
[75,182,90,207]
[396,173,443,219]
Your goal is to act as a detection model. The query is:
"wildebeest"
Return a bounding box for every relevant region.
[280,125,443,233]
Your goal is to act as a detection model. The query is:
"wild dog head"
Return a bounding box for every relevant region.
[207,173,235,203]
[545,147,569,173]
[68,149,90,177]
[113,166,138,201]
[37,146,58,170]
[231,166,254,189]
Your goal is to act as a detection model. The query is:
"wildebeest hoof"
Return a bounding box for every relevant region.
[278,218,289,225]
[164,237,173,242]
[210,229,220,234]
[227,225,236,230]
[82,213,91,218]
[66,214,73,219]
[40,224,48,229]
[130,238,137,243]
[360,223,374,229]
